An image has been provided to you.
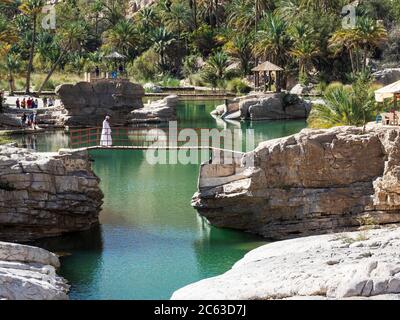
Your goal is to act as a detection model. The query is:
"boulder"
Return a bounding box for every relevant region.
[143,82,163,93]
[0,241,69,300]
[290,83,313,95]
[211,93,310,121]
[55,80,144,127]
[129,95,178,124]
[171,226,400,300]
[373,68,400,85]
[191,126,400,240]
[0,146,103,242]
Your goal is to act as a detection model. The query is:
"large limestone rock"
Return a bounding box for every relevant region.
[129,95,178,124]
[55,80,145,127]
[0,241,69,300]
[373,68,400,85]
[212,93,311,121]
[0,145,103,242]
[192,126,400,240]
[172,226,400,300]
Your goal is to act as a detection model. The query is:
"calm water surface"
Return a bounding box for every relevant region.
[26,100,307,299]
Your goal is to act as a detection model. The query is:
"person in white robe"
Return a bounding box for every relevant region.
[100,116,112,146]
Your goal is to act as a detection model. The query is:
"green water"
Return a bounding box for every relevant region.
[28,100,307,300]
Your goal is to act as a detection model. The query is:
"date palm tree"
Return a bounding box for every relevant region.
[19,0,45,93]
[254,13,291,66]
[38,22,87,94]
[329,16,387,74]
[151,26,175,71]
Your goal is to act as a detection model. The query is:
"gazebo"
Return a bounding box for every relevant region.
[252,61,283,92]
[375,80,400,125]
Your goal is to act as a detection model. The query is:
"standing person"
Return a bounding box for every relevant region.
[16,98,20,109]
[21,98,26,109]
[27,97,32,109]
[95,66,100,78]
[34,98,39,108]
[21,112,27,127]
[100,115,112,147]
[43,97,48,108]
[32,112,37,129]
[31,99,35,109]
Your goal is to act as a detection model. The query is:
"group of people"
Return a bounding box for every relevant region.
[20,112,38,130]
[15,97,55,109]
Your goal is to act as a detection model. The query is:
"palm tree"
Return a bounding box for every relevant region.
[254,13,291,66]
[290,40,319,83]
[151,27,175,71]
[6,53,22,95]
[329,16,388,74]
[103,19,138,59]
[162,2,191,42]
[225,34,253,76]
[19,0,45,94]
[356,16,388,71]
[38,22,87,94]
[188,0,198,29]
[308,79,376,129]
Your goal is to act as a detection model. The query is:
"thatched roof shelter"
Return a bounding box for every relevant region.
[252,61,284,92]
[252,61,283,73]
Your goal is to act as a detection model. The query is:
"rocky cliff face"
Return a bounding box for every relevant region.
[192,126,400,240]
[55,80,145,127]
[0,145,103,242]
[0,241,69,300]
[172,226,400,300]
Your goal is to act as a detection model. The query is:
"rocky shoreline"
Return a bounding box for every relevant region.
[0,241,69,300]
[172,225,400,300]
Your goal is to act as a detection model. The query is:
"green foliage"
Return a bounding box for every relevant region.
[0,0,395,90]
[308,72,377,129]
[159,75,181,87]
[129,49,160,82]
[227,78,251,94]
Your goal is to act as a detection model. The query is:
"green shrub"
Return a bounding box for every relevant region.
[129,49,159,82]
[159,76,180,87]
[227,78,251,94]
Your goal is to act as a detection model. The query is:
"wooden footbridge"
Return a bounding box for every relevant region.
[69,126,247,159]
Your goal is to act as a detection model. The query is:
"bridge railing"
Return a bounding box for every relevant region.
[69,127,250,152]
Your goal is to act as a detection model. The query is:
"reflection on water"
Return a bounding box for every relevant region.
[16,100,307,300]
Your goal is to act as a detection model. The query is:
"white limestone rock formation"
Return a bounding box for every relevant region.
[129,95,178,123]
[0,241,69,300]
[172,226,400,300]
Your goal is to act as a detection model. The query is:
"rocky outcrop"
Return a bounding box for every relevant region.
[212,93,311,121]
[373,68,400,85]
[192,126,400,240]
[55,80,144,127]
[0,241,69,300]
[129,95,178,124]
[0,145,103,242]
[172,226,400,300]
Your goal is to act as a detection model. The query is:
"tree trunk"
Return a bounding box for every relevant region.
[25,14,37,94]
[38,46,69,95]
[349,49,355,74]
[8,69,15,96]
[363,47,369,71]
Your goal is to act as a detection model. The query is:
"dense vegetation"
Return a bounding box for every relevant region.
[0,0,398,127]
